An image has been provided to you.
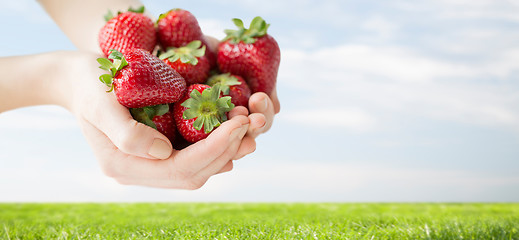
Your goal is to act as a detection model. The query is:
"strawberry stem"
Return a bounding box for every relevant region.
[206,73,242,95]
[130,104,169,130]
[181,85,234,133]
[223,16,270,44]
[159,40,206,65]
[103,6,145,22]
[97,49,128,92]
[128,6,145,14]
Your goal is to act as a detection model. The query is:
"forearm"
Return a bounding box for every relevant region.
[0,51,83,113]
[38,0,145,53]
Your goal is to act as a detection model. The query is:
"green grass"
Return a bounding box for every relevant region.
[0,203,518,239]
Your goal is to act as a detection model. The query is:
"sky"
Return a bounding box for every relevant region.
[0,0,518,202]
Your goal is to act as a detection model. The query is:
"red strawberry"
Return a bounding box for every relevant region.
[97,49,187,108]
[98,6,156,57]
[206,73,251,107]
[157,9,216,67]
[217,17,280,94]
[159,40,211,85]
[173,84,234,143]
[130,104,176,143]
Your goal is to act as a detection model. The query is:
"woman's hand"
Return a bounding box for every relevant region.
[205,36,281,140]
[1,51,256,189]
[67,51,258,188]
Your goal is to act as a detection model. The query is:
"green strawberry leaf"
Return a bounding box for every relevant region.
[185,40,202,49]
[128,6,145,14]
[160,41,205,66]
[108,49,124,60]
[232,18,244,29]
[206,73,242,95]
[98,50,129,92]
[179,55,190,63]
[182,105,199,120]
[223,16,270,44]
[154,104,170,116]
[181,86,235,133]
[108,50,128,72]
[192,116,204,131]
[129,104,169,130]
[99,74,114,92]
[191,45,206,58]
[104,10,114,22]
[157,9,182,23]
[99,74,112,86]
[143,107,155,119]
[130,108,157,130]
[97,58,113,71]
[187,55,198,65]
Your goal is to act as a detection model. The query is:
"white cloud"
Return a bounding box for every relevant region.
[396,0,519,22]
[279,44,519,131]
[360,16,400,41]
[279,108,377,132]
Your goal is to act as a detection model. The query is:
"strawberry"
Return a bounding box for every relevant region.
[217,16,280,94]
[152,109,176,143]
[130,104,176,143]
[206,73,251,107]
[98,6,157,57]
[173,84,234,143]
[97,49,187,108]
[159,40,211,86]
[157,9,216,67]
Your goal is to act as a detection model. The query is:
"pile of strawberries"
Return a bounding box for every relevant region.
[96,7,280,147]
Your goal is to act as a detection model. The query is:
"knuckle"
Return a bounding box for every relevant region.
[115,132,137,153]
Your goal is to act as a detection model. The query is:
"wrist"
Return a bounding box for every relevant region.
[0,51,101,113]
[0,52,63,112]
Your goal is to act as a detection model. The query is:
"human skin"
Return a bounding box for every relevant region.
[0,51,257,189]
[0,0,281,189]
[38,0,280,138]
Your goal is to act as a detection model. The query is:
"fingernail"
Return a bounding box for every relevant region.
[148,139,172,159]
[256,97,268,112]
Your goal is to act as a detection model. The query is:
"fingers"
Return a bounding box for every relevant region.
[228,105,249,119]
[270,86,281,114]
[233,135,257,160]
[81,93,173,160]
[216,161,234,174]
[247,92,276,138]
[82,112,253,189]
[105,116,249,189]
[204,35,220,55]
[195,128,244,178]
[173,115,249,174]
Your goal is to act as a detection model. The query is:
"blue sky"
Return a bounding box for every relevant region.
[0,0,518,202]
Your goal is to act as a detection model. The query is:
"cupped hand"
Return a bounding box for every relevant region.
[62,51,255,189]
[205,35,281,140]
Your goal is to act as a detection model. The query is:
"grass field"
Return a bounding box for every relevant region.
[0,203,518,239]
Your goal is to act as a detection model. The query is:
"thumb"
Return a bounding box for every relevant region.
[84,98,173,160]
